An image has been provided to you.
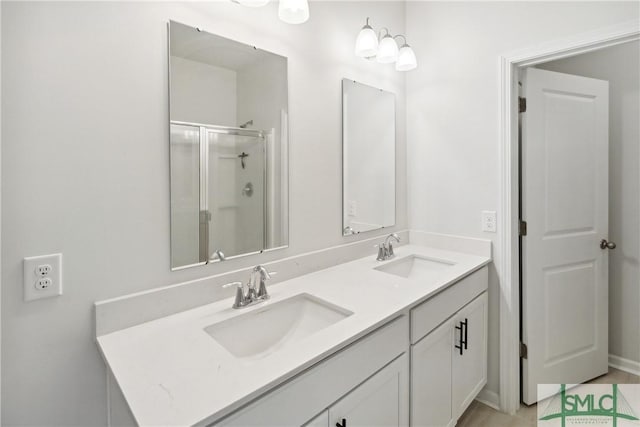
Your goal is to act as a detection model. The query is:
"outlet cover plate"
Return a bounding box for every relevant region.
[23,253,63,301]
[482,211,497,233]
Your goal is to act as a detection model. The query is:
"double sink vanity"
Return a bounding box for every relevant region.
[96,21,492,427]
[96,239,490,427]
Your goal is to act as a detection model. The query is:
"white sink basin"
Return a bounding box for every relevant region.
[374,255,456,279]
[204,293,353,359]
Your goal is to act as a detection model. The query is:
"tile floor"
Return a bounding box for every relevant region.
[457,368,640,427]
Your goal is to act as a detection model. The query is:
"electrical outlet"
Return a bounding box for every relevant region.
[35,278,52,290]
[23,253,63,301]
[36,264,52,276]
[482,211,497,233]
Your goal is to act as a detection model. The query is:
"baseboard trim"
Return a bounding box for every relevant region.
[476,388,501,411]
[609,354,640,376]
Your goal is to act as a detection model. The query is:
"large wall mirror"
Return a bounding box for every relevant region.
[342,79,396,236]
[169,21,289,269]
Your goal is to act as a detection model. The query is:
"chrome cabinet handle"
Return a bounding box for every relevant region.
[600,239,617,250]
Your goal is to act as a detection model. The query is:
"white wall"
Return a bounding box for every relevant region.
[537,41,640,366]
[170,56,238,126]
[1,2,407,425]
[406,1,639,399]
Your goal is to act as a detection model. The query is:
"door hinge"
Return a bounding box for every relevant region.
[520,342,528,359]
[519,220,527,236]
[518,96,527,113]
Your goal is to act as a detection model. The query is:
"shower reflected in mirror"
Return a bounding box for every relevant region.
[169,21,289,270]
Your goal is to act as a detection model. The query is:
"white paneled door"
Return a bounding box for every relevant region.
[521,68,610,405]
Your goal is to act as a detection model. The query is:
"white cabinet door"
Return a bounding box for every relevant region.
[303,410,329,427]
[411,318,454,427]
[451,292,488,419]
[329,353,409,427]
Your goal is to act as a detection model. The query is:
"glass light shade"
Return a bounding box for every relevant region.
[238,0,270,6]
[396,44,417,71]
[278,0,309,24]
[376,35,398,63]
[355,26,378,58]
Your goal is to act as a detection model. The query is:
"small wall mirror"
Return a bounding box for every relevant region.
[342,79,396,236]
[169,21,289,269]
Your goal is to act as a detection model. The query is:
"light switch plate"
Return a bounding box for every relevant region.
[482,211,497,233]
[23,253,63,302]
[348,200,357,217]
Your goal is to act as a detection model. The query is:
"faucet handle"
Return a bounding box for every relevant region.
[376,243,387,261]
[222,281,243,289]
[223,281,245,309]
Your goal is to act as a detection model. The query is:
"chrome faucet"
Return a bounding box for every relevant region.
[376,233,401,261]
[223,265,275,309]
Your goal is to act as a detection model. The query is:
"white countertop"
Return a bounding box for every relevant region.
[97,244,490,426]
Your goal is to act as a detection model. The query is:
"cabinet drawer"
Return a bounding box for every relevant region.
[410,266,487,344]
[214,315,408,426]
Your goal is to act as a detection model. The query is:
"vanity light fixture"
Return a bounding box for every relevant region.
[232,0,309,24]
[354,18,417,71]
[376,29,399,63]
[278,0,309,24]
[394,35,417,71]
[354,18,379,58]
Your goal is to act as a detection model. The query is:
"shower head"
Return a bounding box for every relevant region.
[239,120,253,129]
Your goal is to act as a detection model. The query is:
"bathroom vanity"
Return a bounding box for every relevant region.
[96,243,490,426]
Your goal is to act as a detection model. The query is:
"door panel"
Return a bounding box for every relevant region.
[544,262,597,363]
[329,354,409,427]
[522,67,609,404]
[411,318,454,427]
[452,293,488,419]
[302,410,328,427]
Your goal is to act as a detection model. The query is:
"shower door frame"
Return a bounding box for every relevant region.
[171,120,268,266]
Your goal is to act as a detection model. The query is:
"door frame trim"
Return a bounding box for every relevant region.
[497,19,640,415]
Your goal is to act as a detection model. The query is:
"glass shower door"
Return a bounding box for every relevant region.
[170,123,201,267]
[206,129,265,260]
